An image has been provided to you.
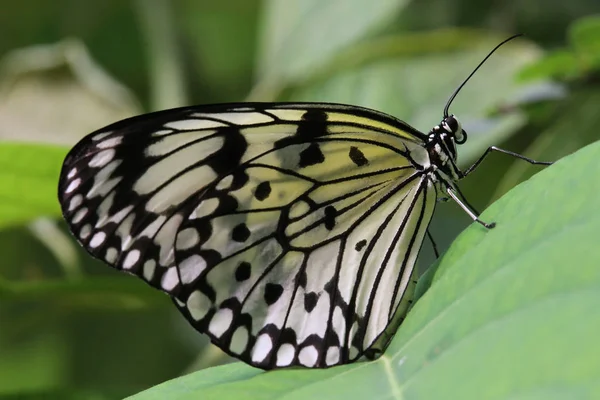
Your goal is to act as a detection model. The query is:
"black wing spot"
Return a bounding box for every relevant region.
[206,126,247,175]
[298,143,325,168]
[324,205,337,230]
[231,223,251,242]
[254,181,272,201]
[304,292,319,312]
[274,109,328,148]
[355,239,367,251]
[264,283,284,305]
[349,146,369,167]
[235,261,251,282]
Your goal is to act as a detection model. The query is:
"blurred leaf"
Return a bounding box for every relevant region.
[29,219,81,279]
[134,0,188,110]
[0,331,68,395]
[493,88,600,200]
[518,49,581,81]
[0,143,65,228]
[569,14,600,64]
[519,14,600,82]
[0,275,171,310]
[0,39,140,145]
[287,30,543,166]
[254,0,409,91]
[180,0,261,103]
[127,139,600,399]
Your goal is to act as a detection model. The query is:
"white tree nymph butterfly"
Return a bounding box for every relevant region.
[58,35,551,369]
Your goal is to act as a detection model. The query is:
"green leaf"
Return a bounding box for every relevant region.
[179,0,261,103]
[127,139,600,398]
[255,0,409,83]
[0,143,66,228]
[569,14,600,65]
[517,49,580,81]
[518,14,600,82]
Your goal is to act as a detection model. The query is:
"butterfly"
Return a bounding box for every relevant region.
[57,35,550,369]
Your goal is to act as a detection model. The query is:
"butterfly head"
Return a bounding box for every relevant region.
[426,114,467,180]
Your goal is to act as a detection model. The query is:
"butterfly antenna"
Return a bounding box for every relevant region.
[443,34,523,118]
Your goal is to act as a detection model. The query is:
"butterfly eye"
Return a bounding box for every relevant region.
[442,116,467,145]
[454,127,467,144]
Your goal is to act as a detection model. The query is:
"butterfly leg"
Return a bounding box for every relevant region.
[446,187,496,229]
[461,146,553,178]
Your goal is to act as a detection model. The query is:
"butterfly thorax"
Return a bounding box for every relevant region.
[425,114,466,182]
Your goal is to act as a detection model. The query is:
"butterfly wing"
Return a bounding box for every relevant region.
[58,102,437,368]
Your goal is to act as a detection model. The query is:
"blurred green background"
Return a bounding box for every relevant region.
[0,0,599,399]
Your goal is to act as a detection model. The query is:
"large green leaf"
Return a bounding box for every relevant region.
[127,143,600,398]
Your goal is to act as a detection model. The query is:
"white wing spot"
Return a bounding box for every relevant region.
[89,149,116,168]
[65,178,81,194]
[146,130,216,157]
[67,168,77,179]
[68,194,83,211]
[251,334,273,363]
[96,137,122,149]
[179,254,206,284]
[189,198,219,219]
[123,249,141,269]
[230,326,249,355]
[176,228,200,250]
[326,347,340,366]
[186,290,211,321]
[79,224,92,239]
[99,205,132,229]
[349,346,359,360]
[165,119,227,130]
[105,247,118,264]
[192,111,274,125]
[275,343,295,367]
[332,307,346,346]
[136,214,165,238]
[298,346,318,367]
[116,214,136,251]
[71,208,87,224]
[151,129,173,137]
[89,232,106,248]
[173,297,185,307]
[143,260,156,281]
[91,131,112,141]
[208,308,234,337]
[161,267,179,291]
[216,174,234,190]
